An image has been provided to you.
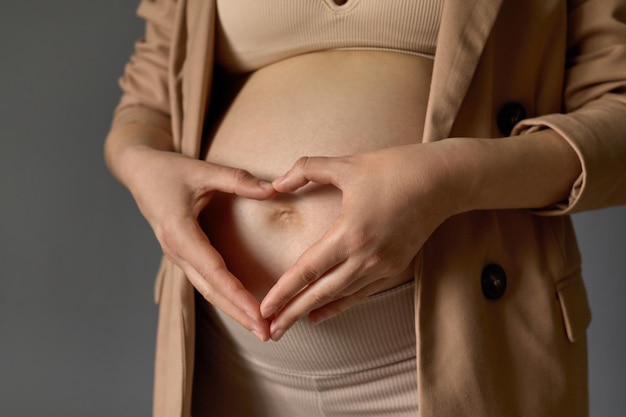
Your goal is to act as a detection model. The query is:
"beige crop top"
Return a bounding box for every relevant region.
[216,0,443,73]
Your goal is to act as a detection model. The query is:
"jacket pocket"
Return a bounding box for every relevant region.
[556,269,592,343]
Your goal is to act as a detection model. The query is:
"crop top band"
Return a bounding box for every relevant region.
[216,0,444,73]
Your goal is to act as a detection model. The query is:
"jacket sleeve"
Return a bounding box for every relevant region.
[513,0,626,215]
[106,0,178,144]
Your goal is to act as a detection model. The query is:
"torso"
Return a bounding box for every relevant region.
[200,50,432,300]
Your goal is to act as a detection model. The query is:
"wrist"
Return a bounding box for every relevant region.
[437,137,493,214]
[104,123,175,187]
[416,138,482,217]
[437,131,581,213]
[112,144,160,192]
[393,141,474,225]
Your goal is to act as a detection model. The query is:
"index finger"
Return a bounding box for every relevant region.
[165,217,269,339]
[260,225,346,319]
[272,156,347,193]
[179,257,270,341]
[195,163,277,200]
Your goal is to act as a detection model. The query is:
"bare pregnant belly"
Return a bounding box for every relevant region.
[200,51,432,300]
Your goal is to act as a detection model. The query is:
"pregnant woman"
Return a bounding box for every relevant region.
[104,1,626,416]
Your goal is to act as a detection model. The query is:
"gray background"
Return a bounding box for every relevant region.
[0,1,624,416]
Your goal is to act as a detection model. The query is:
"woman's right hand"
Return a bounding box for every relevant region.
[122,145,277,341]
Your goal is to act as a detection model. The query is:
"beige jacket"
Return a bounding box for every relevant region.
[107,0,626,416]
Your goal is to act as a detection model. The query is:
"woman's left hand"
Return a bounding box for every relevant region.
[260,142,463,340]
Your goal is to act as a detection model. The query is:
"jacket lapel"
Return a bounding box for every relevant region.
[160,4,217,417]
[172,0,216,158]
[423,0,504,142]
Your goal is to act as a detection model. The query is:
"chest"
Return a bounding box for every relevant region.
[214,0,444,72]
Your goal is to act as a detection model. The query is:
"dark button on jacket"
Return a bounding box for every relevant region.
[497,102,527,136]
[481,264,507,300]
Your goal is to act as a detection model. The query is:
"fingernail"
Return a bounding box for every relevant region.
[252,329,266,342]
[272,175,285,187]
[271,328,284,341]
[259,180,273,190]
[270,321,285,341]
[261,305,276,320]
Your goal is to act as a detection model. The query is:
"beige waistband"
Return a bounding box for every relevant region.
[198,280,416,377]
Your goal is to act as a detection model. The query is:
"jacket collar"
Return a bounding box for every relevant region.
[423,0,504,141]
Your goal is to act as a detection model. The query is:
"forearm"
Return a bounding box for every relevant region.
[440,130,582,215]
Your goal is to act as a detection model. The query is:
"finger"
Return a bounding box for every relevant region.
[259,225,346,319]
[178,259,270,341]
[308,279,392,325]
[268,261,362,340]
[161,217,269,340]
[272,156,346,193]
[196,163,277,200]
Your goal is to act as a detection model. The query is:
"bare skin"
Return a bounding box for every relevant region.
[105,50,581,342]
[201,51,430,302]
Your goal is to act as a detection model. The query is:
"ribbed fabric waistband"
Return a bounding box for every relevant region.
[199,280,416,377]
